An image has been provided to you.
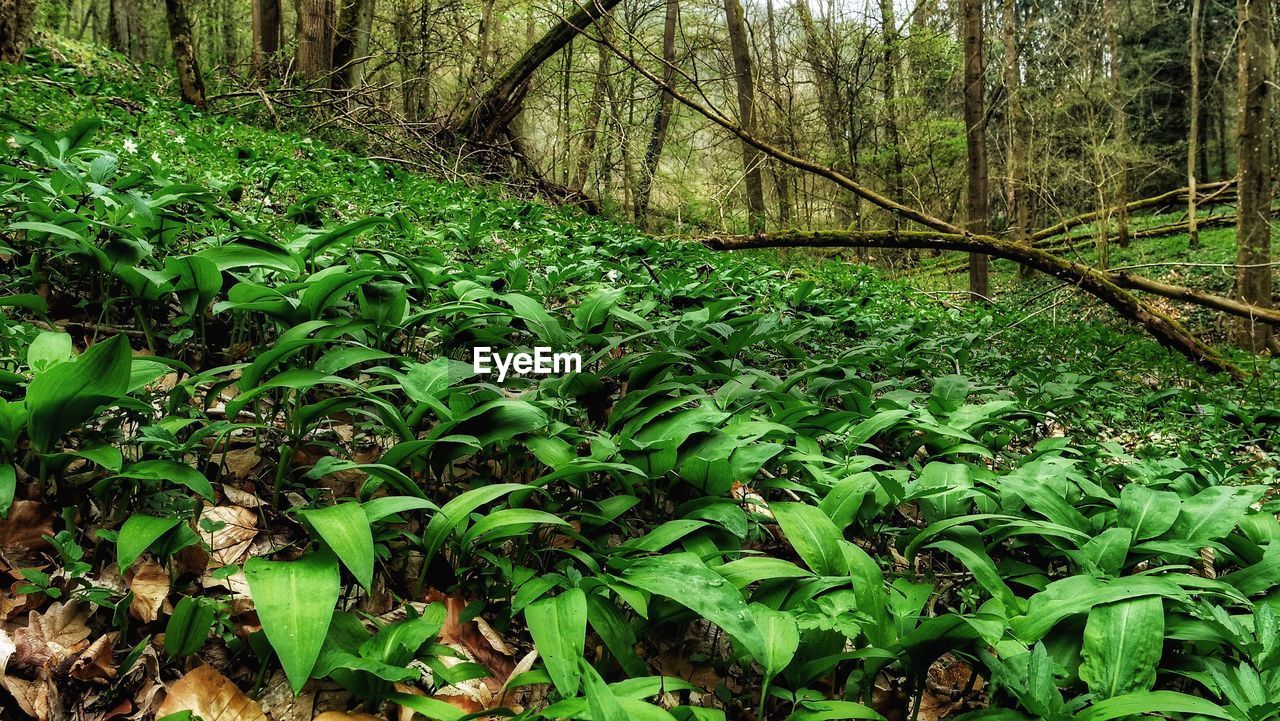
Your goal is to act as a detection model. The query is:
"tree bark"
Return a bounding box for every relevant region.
[1105,0,1129,248]
[1001,0,1030,278]
[164,0,207,108]
[1234,0,1274,350]
[636,0,679,226]
[252,0,283,79]
[880,0,902,227]
[296,0,336,81]
[332,0,375,89]
[222,0,238,68]
[1187,0,1202,247]
[0,0,35,64]
[108,0,141,61]
[572,19,611,192]
[795,0,858,227]
[962,0,989,300]
[724,0,767,232]
[453,0,626,143]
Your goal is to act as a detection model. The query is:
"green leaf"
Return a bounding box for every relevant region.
[751,603,798,692]
[526,588,587,697]
[575,287,625,332]
[1078,597,1165,700]
[0,465,14,517]
[502,292,566,345]
[113,460,215,501]
[772,502,847,576]
[420,483,529,566]
[298,503,375,591]
[461,508,569,547]
[1117,484,1180,540]
[624,553,769,667]
[1076,691,1233,721]
[26,332,75,373]
[117,514,183,570]
[165,596,215,657]
[1168,486,1265,543]
[25,334,132,453]
[244,550,341,694]
[582,657,629,721]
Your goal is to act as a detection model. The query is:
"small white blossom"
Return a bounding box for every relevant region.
[151,152,161,163]
[122,139,138,154]
[5,136,17,148]
[605,269,621,282]
[174,135,186,145]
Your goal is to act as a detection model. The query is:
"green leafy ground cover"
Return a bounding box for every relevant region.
[1,42,1279,721]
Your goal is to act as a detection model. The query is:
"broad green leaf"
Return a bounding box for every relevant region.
[420,483,528,566]
[1168,486,1265,543]
[503,292,566,345]
[298,503,375,591]
[575,287,625,332]
[526,588,587,697]
[25,334,132,453]
[1117,484,1180,540]
[787,700,885,721]
[1079,597,1164,699]
[165,596,215,657]
[27,332,75,373]
[1010,575,1185,643]
[113,460,215,501]
[581,658,629,721]
[118,514,183,570]
[244,551,341,694]
[624,553,769,667]
[772,502,846,576]
[1076,691,1233,721]
[751,603,798,692]
[0,465,13,517]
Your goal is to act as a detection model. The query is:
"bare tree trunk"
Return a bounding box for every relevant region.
[573,20,611,192]
[765,0,793,226]
[1234,0,1274,350]
[636,0,678,226]
[724,0,767,232]
[1187,0,1202,247]
[222,0,238,68]
[296,0,336,81]
[0,0,35,63]
[1002,0,1030,278]
[252,0,282,78]
[795,0,856,228]
[332,0,375,89]
[962,0,989,301]
[880,0,902,227]
[109,0,141,60]
[164,0,207,108]
[453,0,626,143]
[1106,0,1129,247]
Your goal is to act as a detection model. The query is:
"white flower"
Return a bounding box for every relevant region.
[174,135,186,145]
[122,139,138,154]
[605,269,621,282]
[302,137,312,144]
[5,136,17,148]
[150,152,161,163]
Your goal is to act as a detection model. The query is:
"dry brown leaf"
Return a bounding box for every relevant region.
[11,601,93,670]
[1,675,62,721]
[313,714,385,721]
[431,593,515,683]
[128,561,169,623]
[69,633,117,684]
[257,670,316,721]
[154,664,267,721]
[0,627,15,676]
[201,505,257,567]
[0,501,54,570]
[221,447,263,481]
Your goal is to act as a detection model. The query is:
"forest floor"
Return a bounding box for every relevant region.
[1,39,1279,721]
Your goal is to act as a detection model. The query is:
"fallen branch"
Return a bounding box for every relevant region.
[595,35,1244,378]
[1030,180,1236,242]
[703,230,1246,379]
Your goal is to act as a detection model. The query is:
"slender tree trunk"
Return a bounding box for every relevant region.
[164,0,207,108]
[636,0,678,226]
[222,0,238,68]
[1234,0,1274,350]
[766,0,793,227]
[453,0,626,142]
[108,0,139,59]
[252,0,282,78]
[795,0,856,228]
[296,0,336,81]
[1002,0,1030,278]
[0,0,35,63]
[573,20,611,192]
[962,0,989,300]
[1106,0,1129,246]
[1187,0,1202,246]
[332,0,375,89]
[880,0,903,227]
[724,0,767,232]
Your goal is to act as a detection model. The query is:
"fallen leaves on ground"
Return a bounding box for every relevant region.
[154,664,268,721]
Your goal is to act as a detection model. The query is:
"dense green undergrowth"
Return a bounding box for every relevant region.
[2,43,1280,721]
